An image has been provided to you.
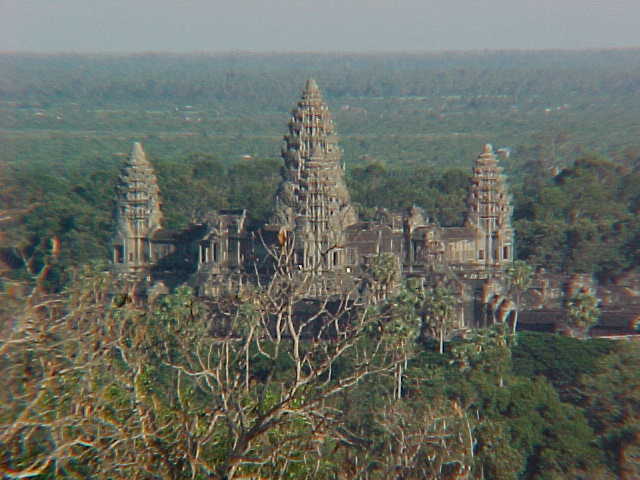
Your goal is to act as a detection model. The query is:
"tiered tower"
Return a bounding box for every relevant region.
[466,144,514,266]
[273,79,357,271]
[112,142,163,277]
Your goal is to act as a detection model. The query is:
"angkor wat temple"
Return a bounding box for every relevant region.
[112,79,640,334]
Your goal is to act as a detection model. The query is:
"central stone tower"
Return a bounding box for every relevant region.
[466,144,513,266]
[273,79,357,272]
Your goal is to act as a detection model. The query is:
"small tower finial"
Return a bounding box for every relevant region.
[130,141,149,165]
[305,78,319,91]
[302,78,322,100]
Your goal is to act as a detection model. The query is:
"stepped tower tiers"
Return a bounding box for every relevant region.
[466,144,514,267]
[112,142,163,276]
[273,79,357,271]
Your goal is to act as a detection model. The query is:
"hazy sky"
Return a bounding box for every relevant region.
[1,0,639,53]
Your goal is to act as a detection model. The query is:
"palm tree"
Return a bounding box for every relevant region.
[566,288,600,339]
[505,260,534,336]
[421,284,457,354]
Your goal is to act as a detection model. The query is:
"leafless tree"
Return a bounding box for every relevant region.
[336,398,475,480]
[1,238,400,479]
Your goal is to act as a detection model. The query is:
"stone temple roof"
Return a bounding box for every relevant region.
[302,78,322,102]
[115,141,163,231]
[441,227,476,241]
[120,142,155,183]
[273,79,356,231]
[127,142,152,168]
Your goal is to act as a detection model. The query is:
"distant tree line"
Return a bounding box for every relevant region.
[2,50,639,107]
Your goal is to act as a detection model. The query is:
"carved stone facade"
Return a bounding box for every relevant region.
[466,143,514,267]
[272,79,357,274]
[111,80,515,327]
[112,142,163,281]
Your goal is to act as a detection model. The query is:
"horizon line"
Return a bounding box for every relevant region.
[2,46,640,57]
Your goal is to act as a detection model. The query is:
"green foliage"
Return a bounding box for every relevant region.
[335,323,608,479]
[347,163,469,225]
[445,332,601,479]
[566,289,601,338]
[363,253,400,302]
[507,260,534,296]
[512,332,613,402]
[579,342,640,478]
[515,156,640,279]
[420,284,457,354]
[449,325,513,381]
[381,289,422,344]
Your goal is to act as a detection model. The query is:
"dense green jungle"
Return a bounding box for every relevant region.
[1,51,640,479]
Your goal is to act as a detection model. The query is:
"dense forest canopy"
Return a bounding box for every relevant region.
[2,50,640,169]
[1,50,640,288]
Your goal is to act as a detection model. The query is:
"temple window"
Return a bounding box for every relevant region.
[114,245,124,263]
[199,244,209,264]
[478,249,484,260]
[503,246,509,260]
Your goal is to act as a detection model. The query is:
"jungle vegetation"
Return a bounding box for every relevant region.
[1,261,638,479]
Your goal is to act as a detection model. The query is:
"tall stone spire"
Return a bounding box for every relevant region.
[466,144,514,265]
[112,142,163,274]
[273,79,357,271]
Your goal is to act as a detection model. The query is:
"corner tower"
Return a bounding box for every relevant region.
[466,144,514,266]
[273,79,357,271]
[112,142,163,276]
